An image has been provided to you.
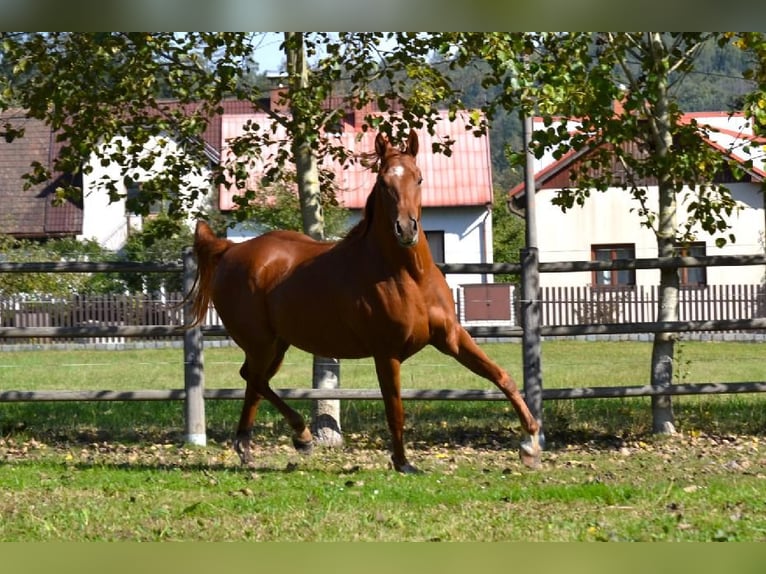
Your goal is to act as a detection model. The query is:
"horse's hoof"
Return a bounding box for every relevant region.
[519,433,542,470]
[519,446,541,470]
[233,438,253,466]
[292,436,314,455]
[390,458,422,474]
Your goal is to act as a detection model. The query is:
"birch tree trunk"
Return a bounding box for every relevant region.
[285,32,343,447]
[648,32,677,434]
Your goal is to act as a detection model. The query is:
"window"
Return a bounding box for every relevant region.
[126,182,141,205]
[425,231,445,264]
[126,182,167,217]
[591,244,635,287]
[675,242,707,286]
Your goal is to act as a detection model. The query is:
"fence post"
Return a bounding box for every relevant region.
[521,247,544,434]
[521,110,545,445]
[312,356,343,447]
[182,246,206,446]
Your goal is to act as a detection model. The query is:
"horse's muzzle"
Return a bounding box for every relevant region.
[395,217,419,247]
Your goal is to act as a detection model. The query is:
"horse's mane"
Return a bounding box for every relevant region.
[338,149,384,244]
[338,141,411,245]
[341,181,379,243]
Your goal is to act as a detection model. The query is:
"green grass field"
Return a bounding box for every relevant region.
[1,339,764,441]
[1,339,765,541]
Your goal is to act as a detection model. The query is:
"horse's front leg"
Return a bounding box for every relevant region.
[374,356,419,474]
[433,326,542,469]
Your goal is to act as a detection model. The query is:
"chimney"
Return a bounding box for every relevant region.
[269,85,290,114]
[266,74,291,113]
[613,83,628,116]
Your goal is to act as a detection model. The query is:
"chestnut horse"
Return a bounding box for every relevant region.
[189,131,541,473]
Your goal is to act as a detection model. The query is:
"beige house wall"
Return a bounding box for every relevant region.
[534,182,765,288]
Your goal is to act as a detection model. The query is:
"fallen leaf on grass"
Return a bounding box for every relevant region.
[229,487,253,498]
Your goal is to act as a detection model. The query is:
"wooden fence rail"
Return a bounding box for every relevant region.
[1,252,765,447]
[3,380,766,404]
[3,253,765,275]
[3,317,766,341]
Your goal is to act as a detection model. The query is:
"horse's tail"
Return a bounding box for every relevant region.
[184,220,232,327]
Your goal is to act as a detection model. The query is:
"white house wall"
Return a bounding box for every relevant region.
[79,135,211,251]
[535,182,765,288]
[705,182,765,285]
[430,205,494,290]
[80,167,132,251]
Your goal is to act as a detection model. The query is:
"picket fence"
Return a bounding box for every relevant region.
[540,283,766,327]
[2,282,764,345]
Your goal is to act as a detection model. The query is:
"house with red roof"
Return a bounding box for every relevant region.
[219,105,496,291]
[0,109,83,241]
[0,107,216,250]
[509,111,766,291]
[2,97,498,294]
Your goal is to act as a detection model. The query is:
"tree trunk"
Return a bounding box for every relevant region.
[648,32,677,434]
[285,32,343,447]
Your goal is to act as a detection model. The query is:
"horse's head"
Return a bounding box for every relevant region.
[374,131,423,248]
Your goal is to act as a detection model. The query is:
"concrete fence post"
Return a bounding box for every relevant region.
[312,356,343,447]
[521,247,543,425]
[182,246,206,446]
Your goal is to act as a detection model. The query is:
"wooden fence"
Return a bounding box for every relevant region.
[540,283,766,327]
[3,283,764,345]
[0,293,185,344]
[1,251,766,447]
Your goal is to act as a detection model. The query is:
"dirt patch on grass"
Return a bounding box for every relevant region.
[2,429,764,477]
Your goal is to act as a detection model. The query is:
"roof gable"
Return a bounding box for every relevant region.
[2,100,494,239]
[509,112,765,199]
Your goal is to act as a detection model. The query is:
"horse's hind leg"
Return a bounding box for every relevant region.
[259,385,314,454]
[235,343,313,466]
[432,326,542,469]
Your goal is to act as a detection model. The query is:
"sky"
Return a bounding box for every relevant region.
[247,33,354,76]
[246,33,399,77]
[249,33,286,75]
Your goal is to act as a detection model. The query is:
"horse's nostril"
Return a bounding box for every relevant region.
[395,220,403,237]
[411,218,418,233]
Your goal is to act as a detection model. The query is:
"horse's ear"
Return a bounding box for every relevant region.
[406,130,419,157]
[375,132,390,158]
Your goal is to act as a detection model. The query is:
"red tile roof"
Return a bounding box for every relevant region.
[217,108,493,211]
[509,111,765,199]
[0,110,83,238]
